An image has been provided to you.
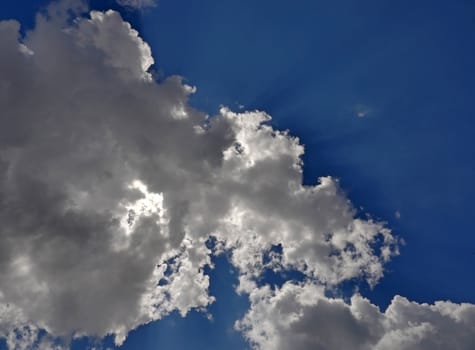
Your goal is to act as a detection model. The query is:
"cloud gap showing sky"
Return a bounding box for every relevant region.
[0,1,474,349]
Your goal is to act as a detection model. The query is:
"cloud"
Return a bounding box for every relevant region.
[354,104,372,118]
[0,4,219,346]
[0,1,472,349]
[237,282,475,350]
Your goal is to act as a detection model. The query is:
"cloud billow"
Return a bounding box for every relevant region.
[237,282,475,350]
[0,1,472,349]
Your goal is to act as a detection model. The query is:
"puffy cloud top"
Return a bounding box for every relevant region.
[237,282,475,350]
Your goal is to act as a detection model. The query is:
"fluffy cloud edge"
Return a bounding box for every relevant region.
[237,282,475,350]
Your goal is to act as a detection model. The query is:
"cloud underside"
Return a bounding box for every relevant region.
[0,1,473,349]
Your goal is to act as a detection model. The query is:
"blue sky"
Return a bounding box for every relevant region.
[134,0,475,303]
[1,0,474,349]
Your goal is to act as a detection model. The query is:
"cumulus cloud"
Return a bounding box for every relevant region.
[0,1,472,349]
[237,282,475,350]
[0,4,219,346]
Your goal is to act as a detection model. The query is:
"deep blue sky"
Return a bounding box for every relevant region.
[140,0,475,307]
[136,0,475,305]
[1,0,475,349]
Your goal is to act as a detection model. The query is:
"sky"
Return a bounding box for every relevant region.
[0,0,474,349]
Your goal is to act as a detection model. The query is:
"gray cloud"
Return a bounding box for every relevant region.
[0,4,222,346]
[237,282,475,350]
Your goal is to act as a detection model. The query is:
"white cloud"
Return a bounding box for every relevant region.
[237,282,475,350]
[76,10,154,81]
[354,104,372,118]
[0,1,472,349]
